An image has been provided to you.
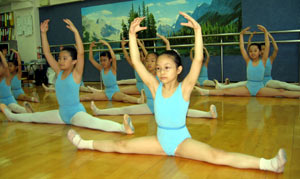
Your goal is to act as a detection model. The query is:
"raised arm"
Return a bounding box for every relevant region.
[11,49,22,79]
[121,37,133,67]
[180,12,203,100]
[100,40,116,72]
[268,33,278,63]
[40,19,60,74]
[137,38,148,58]
[157,33,171,50]
[258,25,270,64]
[203,46,210,67]
[129,17,159,96]
[0,51,9,77]
[89,41,102,71]
[189,47,194,61]
[239,27,251,64]
[247,31,256,51]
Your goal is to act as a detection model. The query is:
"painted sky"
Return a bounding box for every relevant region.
[81,0,213,29]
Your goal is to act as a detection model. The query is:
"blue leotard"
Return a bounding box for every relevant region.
[11,75,25,99]
[55,71,86,124]
[198,66,208,86]
[246,60,265,96]
[154,82,191,156]
[101,69,120,100]
[143,83,154,113]
[263,58,272,85]
[135,70,143,92]
[0,78,17,105]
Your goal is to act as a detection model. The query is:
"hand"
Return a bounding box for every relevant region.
[121,37,128,46]
[129,17,147,34]
[179,12,201,29]
[240,27,250,34]
[90,41,96,48]
[10,49,18,53]
[257,25,267,33]
[99,39,109,46]
[40,19,50,33]
[63,19,78,33]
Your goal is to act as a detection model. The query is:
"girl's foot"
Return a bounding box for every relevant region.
[123,114,134,134]
[90,101,100,116]
[32,92,40,103]
[67,129,94,150]
[137,89,145,104]
[210,104,218,118]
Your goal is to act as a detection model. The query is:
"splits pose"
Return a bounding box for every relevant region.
[79,40,144,104]
[0,19,134,135]
[68,13,286,173]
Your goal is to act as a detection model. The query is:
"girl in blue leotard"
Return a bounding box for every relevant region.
[67,13,286,173]
[80,40,144,104]
[8,49,39,102]
[0,19,134,135]
[195,26,300,98]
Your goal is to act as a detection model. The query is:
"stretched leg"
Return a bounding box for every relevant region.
[175,138,286,173]
[257,87,300,98]
[266,80,300,91]
[42,83,56,92]
[120,85,140,95]
[112,90,145,104]
[7,103,27,113]
[71,112,134,134]
[203,80,215,87]
[80,86,93,93]
[215,80,247,89]
[187,104,217,118]
[1,104,64,124]
[87,86,103,93]
[195,86,251,97]
[80,92,108,101]
[91,101,152,116]
[68,130,165,155]
[17,93,39,103]
[117,79,137,85]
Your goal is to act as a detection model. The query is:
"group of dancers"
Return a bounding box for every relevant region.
[0,12,289,173]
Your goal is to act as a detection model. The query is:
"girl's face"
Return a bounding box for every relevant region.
[8,62,16,73]
[156,55,182,83]
[58,50,77,70]
[2,49,7,56]
[100,56,111,69]
[145,53,157,72]
[248,45,260,60]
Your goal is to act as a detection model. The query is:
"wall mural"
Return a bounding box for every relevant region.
[81,0,241,55]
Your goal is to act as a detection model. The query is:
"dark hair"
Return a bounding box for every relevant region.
[260,43,266,47]
[100,51,112,59]
[159,50,182,68]
[249,43,261,51]
[0,45,8,52]
[146,52,159,59]
[61,46,77,60]
[8,59,18,67]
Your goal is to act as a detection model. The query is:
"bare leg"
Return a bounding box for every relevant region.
[187,104,217,118]
[42,83,56,92]
[175,138,286,172]
[203,80,215,87]
[215,80,247,90]
[266,80,300,91]
[80,86,93,93]
[117,79,137,85]
[80,92,108,101]
[17,93,39,103]
[257,87,300,98]
[112,90,145,104]
[87,86,103,93]
[120,85,140,95]
[195,86,251,97]
[91,101,152,116]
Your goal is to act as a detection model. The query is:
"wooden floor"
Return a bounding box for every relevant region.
[0,84,300,179]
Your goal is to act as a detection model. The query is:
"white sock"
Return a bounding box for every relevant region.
[8,103,27,113]
[259,149,287,173]
[2,107,15,121]
[68,129,94,150]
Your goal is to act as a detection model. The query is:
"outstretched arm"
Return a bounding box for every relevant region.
[129,17,159,97]
[157,33,171,50]
[100,40,117,72]
[269,33,278,63]
[258,25,270,64]
[247,31,256,51]
[121,37,133,67]
[63,19,84,79]
[180,12,203,101]
[11,49,22,79]
[239,27,251,64]
[40,19,60,74]
[89,42,102,71]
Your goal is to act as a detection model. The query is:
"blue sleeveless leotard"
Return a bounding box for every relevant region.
[246,60,265,96]
[55,71,86,124]
[11,75,25,98]
[101,69,120,100]
[198,66,208,86]
[135,70,143,92]
[154,83,191,156]
[263,58,272,85]
[0,78,17,105]
[143,83,154,113]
